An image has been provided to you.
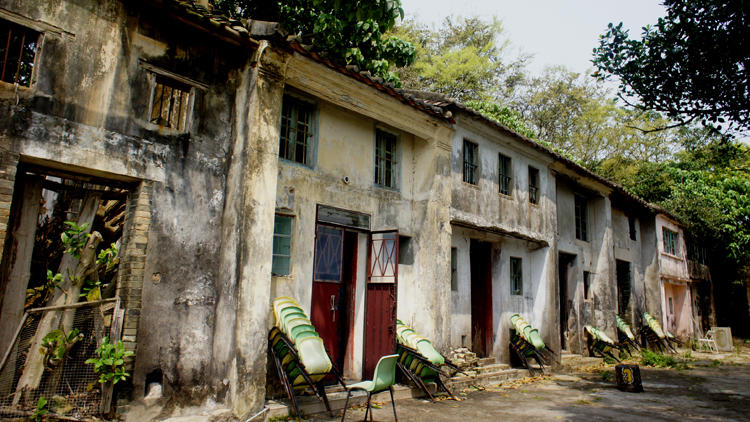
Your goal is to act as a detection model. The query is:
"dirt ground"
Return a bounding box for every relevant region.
[299,344,750,422]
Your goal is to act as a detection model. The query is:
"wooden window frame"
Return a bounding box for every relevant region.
[663,228,678,256]
[374,128,398,189]
[575,195,588,241]
[528,166,540,204]
[0,18,42,87]
[272,214,294,276]
[279,94,316,166]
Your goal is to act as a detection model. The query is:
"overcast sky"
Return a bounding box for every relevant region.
[400,0,667,76]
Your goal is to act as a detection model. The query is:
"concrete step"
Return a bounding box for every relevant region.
[446,368,527,391]
[476,357,496,366]
[475,363,510,374]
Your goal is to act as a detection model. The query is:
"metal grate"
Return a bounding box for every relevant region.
[0,300,118,419]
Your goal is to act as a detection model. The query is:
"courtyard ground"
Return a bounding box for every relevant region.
[295,343,750,422]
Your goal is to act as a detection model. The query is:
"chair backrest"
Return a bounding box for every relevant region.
[371,354,399,393]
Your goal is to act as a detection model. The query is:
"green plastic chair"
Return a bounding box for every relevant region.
[340,354,399,422]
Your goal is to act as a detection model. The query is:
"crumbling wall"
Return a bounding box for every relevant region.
[0,0,269,413]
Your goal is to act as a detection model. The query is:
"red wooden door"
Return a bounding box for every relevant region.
[363,230,398,379]
[311,225,348,370]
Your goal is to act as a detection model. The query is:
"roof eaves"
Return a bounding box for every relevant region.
[285,43,452,123]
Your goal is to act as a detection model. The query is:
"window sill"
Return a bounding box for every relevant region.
[661,251,683,260]
[0,81,34,98]
[374,183,400,193]
[135,119,191,137]
[498,192,513,199]
[278,157,314,171]
[462,181,480,189]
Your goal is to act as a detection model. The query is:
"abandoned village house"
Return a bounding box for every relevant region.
[0,0,715,419]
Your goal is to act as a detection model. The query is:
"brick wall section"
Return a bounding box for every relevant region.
[0,146,20,261]
[116,180,152,367]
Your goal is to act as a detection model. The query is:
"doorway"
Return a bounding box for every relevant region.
[558,253,576,351]
[310,225,358,374]
[363,230,398,379]
[470,240,493,357]
[616,260,632,322]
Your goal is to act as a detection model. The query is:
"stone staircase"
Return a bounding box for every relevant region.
[266,356,529,419]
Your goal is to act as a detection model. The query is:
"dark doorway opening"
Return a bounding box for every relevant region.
[616,260,632,322]
[558,253,576,351]
[470,240,493,357]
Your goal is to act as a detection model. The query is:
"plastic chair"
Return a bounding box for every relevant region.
[340,354,399,422]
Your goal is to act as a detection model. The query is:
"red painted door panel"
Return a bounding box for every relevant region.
[363,231,398,379]
[311,225,345,369]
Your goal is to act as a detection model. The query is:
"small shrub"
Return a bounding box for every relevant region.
[601,370,613,382]
[641,349,689,370]
[32,396,48,421]
[85,337,133,385]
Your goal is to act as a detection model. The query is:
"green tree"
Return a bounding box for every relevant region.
[212,0,415,85]
[592,0,750,134]
[392,16,528,103]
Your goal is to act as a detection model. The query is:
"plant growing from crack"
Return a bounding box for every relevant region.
[85,337,133,385]
[31,396,48,421]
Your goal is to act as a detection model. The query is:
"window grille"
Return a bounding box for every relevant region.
[463,140,478,184]
[528,166,539,204]
[375,129,398,188]
[499,153,511,195]
[149,75,192,131]
[279,95,315,165]
[0,19,40,87]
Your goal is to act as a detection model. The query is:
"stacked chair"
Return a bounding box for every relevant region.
[616,315,640,354]
[509,314,554,374]
[395,320,459,400]
[268,297,345,417]
[584,325,622,361]
[642,312,677,353]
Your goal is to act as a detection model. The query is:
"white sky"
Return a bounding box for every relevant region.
[400,0,667,76]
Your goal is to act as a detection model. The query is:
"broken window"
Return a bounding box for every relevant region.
[528,167,540,204]
[498,153,511,195]
[450,247,458,291]
[575,195,588,241]
[279,95,315,166]
[663,228,678,256]
[463,140,478,185]
[510,257,522,295]
[149,74,193,131]
[272,214,293,276]
[0,18,41,87]
[375,129,398,189]
[628,215,637,240]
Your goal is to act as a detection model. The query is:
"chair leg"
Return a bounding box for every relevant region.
[363,392,372,422]
[389,386,398,422]
[340,390,352,422]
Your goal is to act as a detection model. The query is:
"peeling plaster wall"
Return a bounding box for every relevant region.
[273,53,453,378]
[555,179,616,354]
[0,0,274,413]
[448,115,558,361]
[611,207,647,329]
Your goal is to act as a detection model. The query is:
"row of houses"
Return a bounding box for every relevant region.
[0,0,714,418]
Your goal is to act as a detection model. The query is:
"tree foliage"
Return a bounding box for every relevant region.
[211,0,415,85]
[592,0,750,134]
[392,16,527,103]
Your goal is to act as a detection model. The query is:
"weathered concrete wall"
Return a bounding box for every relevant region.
[0,0,275,415]
[641,216,662,323]
[555,177,616,354]
[448,115,558,361]
[272,53,453,378]
[611,207,646,328]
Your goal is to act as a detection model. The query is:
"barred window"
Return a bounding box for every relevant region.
[528,166,539,204]
[463,140,478,185]
[150,75,192,131]
[499,153,511,195]
[375,129,398,188]
[0,19,41,87]
[279,95,315,165]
